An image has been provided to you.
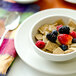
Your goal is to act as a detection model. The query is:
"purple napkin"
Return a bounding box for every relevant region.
[0,0,40,12]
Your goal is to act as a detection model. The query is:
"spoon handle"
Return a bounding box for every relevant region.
[0,29,9,46]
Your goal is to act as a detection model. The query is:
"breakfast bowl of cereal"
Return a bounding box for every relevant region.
[30,15,76,61]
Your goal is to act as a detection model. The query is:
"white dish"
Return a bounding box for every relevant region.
[15,8,76,75]
[65,0,76,4]
[14,0,38,4]
[30,15,76,62]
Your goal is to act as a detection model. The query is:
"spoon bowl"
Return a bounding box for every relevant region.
[5,12,20,30]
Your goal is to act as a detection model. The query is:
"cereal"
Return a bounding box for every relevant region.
[68,45,71,48]
[41,48,46,51]
[45,50,52,53]
[69,47,76,50]
[53,47,64,54]
[43,36,48,43]
[70,27,75,32]
[64,49,74,54]
[44,31,50,36]
[68,19,76,28]
[49,25,56,32]
[55,19,64,25]
[53,23,58,26]
[56,38,61,45]
[44,41,58,52]
[35,34,43,40]
[38,24,49,34]
[71,43,76,48]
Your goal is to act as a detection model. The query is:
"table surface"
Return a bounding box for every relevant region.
[7,56,76,76]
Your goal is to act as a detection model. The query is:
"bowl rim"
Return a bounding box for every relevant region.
[14,0,38,4]
[29,14,76,57]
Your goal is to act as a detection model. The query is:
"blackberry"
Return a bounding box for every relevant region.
[46,33,57,43]
[72,38,76,43]
[60,45,68,51]
[46,33,52,41]
[52,30,58,36]
[59,26,70,34]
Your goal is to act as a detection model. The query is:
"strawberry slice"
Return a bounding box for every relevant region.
[58,34,73,45]
[70,31,76,38]
[56,25,63,31]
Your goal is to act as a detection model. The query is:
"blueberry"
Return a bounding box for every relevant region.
[60,45,68,51]
[52,30,58,36]
[59,26,70,34]
[46,33,51,40]
[72,38,76,43]
[46,33,57,43]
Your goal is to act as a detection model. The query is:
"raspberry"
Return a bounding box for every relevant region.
[56,25,63,31]
[70,31,76,38]
[59,26,70,34]
[35,41,45,49]
[58,34,73,45]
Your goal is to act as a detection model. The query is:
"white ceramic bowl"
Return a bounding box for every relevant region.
[65,0,76,4]
[14,0,38,4]
[29,15,76,61]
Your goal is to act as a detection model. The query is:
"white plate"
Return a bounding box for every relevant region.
[65,0,76,4]
[15,8,76,75]
[14,0,38,4]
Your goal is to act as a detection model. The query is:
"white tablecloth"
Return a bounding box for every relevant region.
[8,57,76,76]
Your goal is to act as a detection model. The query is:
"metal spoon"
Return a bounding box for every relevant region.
[0,12,20,46]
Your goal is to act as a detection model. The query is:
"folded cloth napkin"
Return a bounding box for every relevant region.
[0,0,40,76]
